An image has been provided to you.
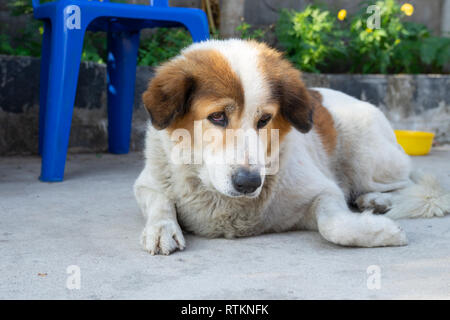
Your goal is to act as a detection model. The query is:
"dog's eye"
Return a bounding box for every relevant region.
[207,112,227,127]
[257,114,272,129]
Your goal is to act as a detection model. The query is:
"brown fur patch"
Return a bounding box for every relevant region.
[254,41,336,155]
[260,106,291,158]
[253,41,314,135]
[142,49,245,132]
[309,89,337,155]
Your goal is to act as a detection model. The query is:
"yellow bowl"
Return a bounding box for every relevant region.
[394,130,434,156]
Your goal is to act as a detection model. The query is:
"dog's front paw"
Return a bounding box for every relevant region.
[140,220,186,255]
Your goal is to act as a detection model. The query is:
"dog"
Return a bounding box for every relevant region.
[134,39,450,255]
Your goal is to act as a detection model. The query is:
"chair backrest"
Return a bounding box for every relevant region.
[32,0,169,9]
[32,1,111,9]
[149,0,169,6]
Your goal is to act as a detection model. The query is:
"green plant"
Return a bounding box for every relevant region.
[347,0,449,73]
[391,22,450,73]
[0,35,15,55]
[8,0,124,15]
[419,36,450,72]
[138,28,192,66]
[236,22,266,41]
[8,0,50,16]
[0,23,42,57]
[276,6,348,73]
[276,0,450,74]
[348,0,403,73]
[3,0,448,74]
[1,0,127,62]
[82,32,107,64]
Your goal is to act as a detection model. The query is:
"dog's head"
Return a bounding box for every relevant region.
[142,40,314,198]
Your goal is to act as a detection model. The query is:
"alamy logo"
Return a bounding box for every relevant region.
[366,265,381,290]
[168,122,281,175]
[66,265,81,290]
[65,5,81,30]
[366,5,381,30]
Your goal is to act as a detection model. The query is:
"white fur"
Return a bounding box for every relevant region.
[134,40,450,255]
[386,172,450,219]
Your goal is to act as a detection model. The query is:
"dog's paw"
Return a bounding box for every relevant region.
[355,192,392,214]
[319,212,407,248]
[360,214,408,247]
[140,220,186,255]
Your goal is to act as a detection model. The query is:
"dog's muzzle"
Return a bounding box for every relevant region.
[231,167,262,194]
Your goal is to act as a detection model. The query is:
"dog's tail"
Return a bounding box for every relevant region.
[385,171,450,219]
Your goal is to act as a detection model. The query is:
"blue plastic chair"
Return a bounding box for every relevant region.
[32,0,209,182]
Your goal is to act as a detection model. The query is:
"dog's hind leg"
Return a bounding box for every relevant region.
[355,192,393,214]
[312,190,408,247]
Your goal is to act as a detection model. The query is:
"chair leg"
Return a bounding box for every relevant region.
[38,20,52,155]
[107,31,140,154]
[40,20,85,182]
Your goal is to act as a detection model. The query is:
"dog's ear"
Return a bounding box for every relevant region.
[142,61,196,130]
[277,67,314,133]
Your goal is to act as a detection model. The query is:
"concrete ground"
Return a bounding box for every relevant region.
[0,147,449,300]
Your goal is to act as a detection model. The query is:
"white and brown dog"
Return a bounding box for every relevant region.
[134,39,450,255]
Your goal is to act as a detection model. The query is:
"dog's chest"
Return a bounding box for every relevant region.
[172,181,268,238]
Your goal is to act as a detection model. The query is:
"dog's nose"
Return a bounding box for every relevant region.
[232,168,262,194]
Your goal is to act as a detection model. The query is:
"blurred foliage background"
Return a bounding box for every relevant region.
[0,0,448,73]
[276,0,450,73]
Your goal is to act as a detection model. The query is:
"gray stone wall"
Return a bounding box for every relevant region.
[303,73,450,144]
[1,55,449,155]
[0,55,151,155]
